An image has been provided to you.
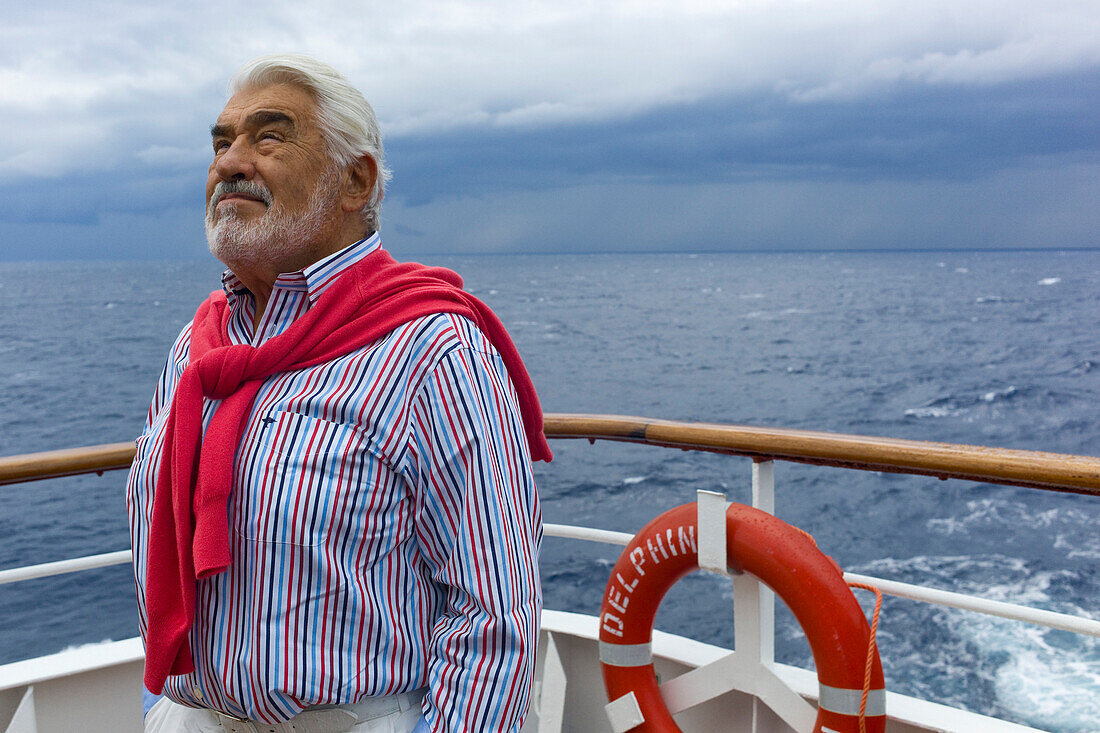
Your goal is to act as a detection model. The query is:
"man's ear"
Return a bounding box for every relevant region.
[341,154,379,214]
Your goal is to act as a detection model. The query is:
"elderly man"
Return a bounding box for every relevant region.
[126,55,550,733]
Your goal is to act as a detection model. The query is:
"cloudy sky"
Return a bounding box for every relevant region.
[3,0,1098,259]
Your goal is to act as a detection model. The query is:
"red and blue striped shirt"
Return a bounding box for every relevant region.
[126,234,542,729]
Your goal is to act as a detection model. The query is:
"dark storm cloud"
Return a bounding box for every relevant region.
[385,69,1100,208]
[6,68,1096,229]
[1,54,1096,258]
[0,172,198,226]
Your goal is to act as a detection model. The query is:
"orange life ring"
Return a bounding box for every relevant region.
[599,502,885,732]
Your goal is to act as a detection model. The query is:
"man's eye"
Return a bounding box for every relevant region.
[259,131,282,142]
[213,140,230,152]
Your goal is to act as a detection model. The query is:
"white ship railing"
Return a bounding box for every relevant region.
[539,523,1100,638]
[2,413,1100,731]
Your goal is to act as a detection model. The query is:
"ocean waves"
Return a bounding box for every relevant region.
[852,553,1100,732]
[904,384,1021,419]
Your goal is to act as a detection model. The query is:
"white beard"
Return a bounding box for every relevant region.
[205,168,342,271]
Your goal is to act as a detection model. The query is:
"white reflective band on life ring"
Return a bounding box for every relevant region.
[817,683,886,717]
[599,641,653,667]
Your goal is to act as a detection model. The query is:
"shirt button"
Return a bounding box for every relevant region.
[193,687,203,700]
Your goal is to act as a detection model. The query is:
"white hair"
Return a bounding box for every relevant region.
[229,54,391,234]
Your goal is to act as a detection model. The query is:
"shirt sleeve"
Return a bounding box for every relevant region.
[406,344,543,732]
[125,323,192,647]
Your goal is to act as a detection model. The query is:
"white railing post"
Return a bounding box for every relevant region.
[752,460,775,514]
[736,460,775,666]
[740,460,776,730]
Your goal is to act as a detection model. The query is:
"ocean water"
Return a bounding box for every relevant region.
[1,251,1098,731]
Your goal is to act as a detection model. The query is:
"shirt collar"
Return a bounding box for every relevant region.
[221,232,383,305]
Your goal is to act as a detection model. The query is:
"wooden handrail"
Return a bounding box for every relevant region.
[0,442,136,486]
[542,414,1100,496]
[2,413,1099,496]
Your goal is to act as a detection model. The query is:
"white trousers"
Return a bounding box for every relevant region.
[145,692,425,733]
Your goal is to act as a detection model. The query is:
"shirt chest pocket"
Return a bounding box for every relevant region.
[233,410,399,547]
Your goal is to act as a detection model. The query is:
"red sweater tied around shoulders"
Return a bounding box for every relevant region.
[142,249,551,693]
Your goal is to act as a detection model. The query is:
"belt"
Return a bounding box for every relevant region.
[210,688,427,733]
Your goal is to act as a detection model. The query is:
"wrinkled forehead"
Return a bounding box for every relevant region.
[215,82,321,132]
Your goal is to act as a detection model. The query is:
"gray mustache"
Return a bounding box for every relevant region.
[208,180,274,211]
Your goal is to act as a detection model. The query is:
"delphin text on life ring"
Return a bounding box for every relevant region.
[599,502,885,732]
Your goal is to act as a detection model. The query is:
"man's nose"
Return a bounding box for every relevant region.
[214,136,256,181]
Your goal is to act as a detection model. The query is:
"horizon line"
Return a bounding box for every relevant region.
[2,245,1099,265]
